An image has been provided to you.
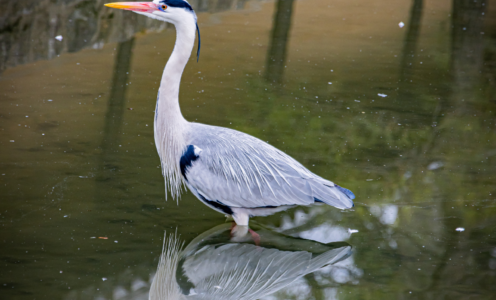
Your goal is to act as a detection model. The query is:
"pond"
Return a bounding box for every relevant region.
[1,0,496,299]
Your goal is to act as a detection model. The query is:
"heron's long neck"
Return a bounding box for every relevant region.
[155,16,196,199]
[157,19,196,124]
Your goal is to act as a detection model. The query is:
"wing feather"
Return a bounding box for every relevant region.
[183,123,354,209]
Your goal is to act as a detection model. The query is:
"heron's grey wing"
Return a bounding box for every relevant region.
[182,124,354,209]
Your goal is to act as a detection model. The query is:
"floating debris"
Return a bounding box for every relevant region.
[378,93,387,97]
[348,229,359,234]
[427,161,444,170]
[398,22,405,28]
[98,237,108,240]
[456,227,465,232]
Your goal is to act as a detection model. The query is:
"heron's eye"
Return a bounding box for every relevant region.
[160,4,167,11]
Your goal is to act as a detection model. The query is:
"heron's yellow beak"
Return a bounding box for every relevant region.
[105,2,157,12]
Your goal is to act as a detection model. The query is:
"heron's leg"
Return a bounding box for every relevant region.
[231,209,249,226]
[229,221,236,238]
[249,228,261,246]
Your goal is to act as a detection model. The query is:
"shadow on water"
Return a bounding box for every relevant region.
[99,38,136,178]
[395,0,429,129]
[265,0,295,85]
[422,1,489,295]
[450,0,487,115]
[397,0,424,117]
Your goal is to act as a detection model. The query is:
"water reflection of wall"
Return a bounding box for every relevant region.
[0,0,252,72]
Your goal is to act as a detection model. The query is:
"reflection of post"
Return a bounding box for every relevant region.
[399,0,423,84]
[450,0,486,114]
[420,1,487,156]
[265,0,295,84]
[100,38,135,171]
[395,0,423,126]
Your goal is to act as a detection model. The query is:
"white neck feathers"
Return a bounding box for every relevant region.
[154,11,197,199]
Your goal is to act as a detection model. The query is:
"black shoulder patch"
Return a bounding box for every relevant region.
[194,191,233,215]
[163,0,193,11]
[179,145,199,180]
[204,199,233,215]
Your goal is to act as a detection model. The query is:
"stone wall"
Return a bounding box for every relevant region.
[0,0,251,72]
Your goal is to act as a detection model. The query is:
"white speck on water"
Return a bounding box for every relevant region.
[456,227,465,232]
[79,176,88,178]
[60,271,63,273]
[90,237,96,239]
[114,240,118,243]
[10,140,14,142]
[214,286,222,289]
[48,99,53,102]
[348,229,359,234]
[399,22,405,28]
[25,115,29,118]
[398,123,401,125]
[76,63,80,65]
[63,215,68,218]
[366,179,373,181]
[428,161,444,170]
[102,278,107,281]
[42,133,45,136]
[55,35,63,41]
[328,82,332,84]
[354,100,360,102]
[378,93,387,97]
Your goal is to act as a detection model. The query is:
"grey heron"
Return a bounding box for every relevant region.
[150,224,352,300]
[105,0,355,227]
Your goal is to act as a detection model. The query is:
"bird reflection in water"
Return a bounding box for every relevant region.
[149,223,352,300]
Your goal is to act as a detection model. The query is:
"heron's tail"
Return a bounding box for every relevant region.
[312,180,355,209]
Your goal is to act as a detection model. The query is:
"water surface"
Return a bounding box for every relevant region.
[1,0,496,299]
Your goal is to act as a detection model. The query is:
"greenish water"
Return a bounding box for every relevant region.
[1,0,496,299]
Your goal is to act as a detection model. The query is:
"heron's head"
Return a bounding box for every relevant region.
[105,0,196,25]
[105,0,201,60]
